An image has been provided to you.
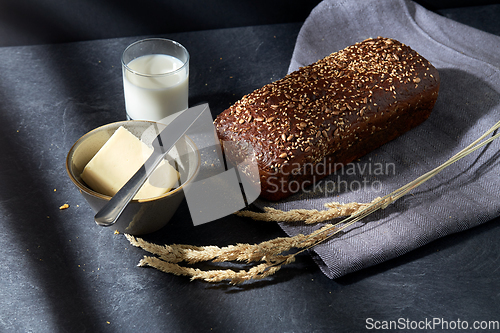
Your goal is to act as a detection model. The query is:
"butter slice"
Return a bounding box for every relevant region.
[81,126,179,200]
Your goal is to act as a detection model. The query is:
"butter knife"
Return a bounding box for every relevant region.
[94,103,207,227]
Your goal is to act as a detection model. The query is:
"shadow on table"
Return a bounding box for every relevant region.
[0,95,104,330]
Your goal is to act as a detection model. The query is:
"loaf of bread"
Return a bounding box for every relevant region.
[214,37,440,201]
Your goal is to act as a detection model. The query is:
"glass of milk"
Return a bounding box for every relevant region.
[122,38,189,121]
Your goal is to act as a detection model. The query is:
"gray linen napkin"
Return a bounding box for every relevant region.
[254,0,500,278]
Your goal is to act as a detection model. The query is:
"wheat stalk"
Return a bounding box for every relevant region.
[125,223,333,284]
[126,120,500,284]
[235,200,376,224]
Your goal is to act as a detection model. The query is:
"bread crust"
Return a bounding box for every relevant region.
[215,37,440,201]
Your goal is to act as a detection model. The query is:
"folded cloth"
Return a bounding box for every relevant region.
[253,0,500,278]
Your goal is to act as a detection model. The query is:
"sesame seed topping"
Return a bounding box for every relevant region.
[214,36,439,180]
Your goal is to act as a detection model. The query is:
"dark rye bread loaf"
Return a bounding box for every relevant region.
[214,37,440,201]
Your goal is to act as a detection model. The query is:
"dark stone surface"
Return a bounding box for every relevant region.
[0,5,499,333]
[0,0,498,47]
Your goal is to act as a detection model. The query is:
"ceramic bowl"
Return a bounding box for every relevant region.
[66,120,200,235]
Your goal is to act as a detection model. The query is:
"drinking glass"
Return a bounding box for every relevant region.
[122,38,189,121]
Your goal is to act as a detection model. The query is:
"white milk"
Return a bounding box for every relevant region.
[123,54,188,121]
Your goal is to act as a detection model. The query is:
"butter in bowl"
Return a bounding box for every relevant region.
[66,120,200,235]
[81,125,180,200]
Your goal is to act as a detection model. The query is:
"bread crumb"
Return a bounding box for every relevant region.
[114,230,120,235]
[59,203,69,210]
